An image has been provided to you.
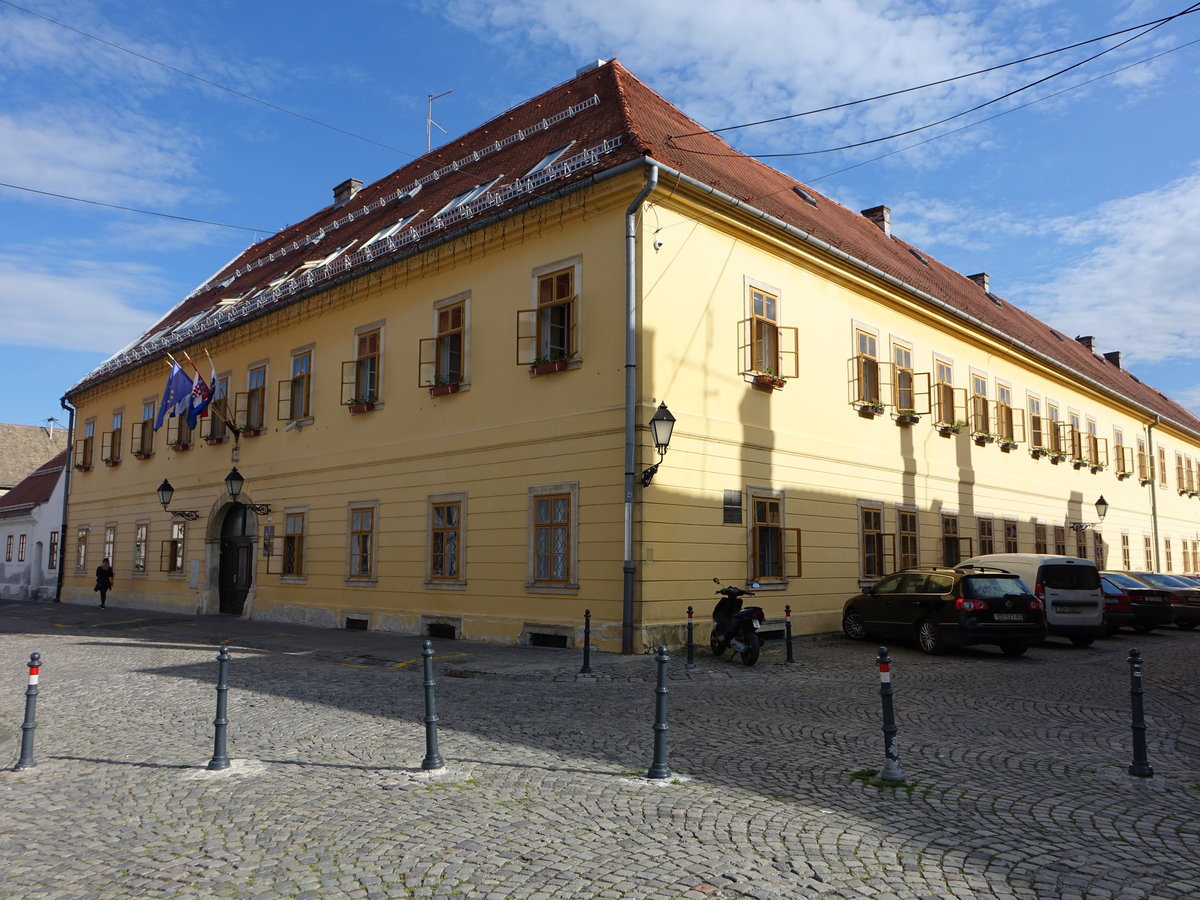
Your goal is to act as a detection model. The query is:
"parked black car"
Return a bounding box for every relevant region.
[1098,572,1176,633]
[1104,571,1200,630]
[842,566,1047,655]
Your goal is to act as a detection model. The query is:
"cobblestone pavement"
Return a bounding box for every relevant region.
[1,599,1198,900]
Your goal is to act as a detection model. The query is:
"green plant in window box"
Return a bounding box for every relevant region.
[427,377,460,397]
[999,439,1018,451]
[895,412,920,425]
[74,462,91,471]
[102,457,118,467]
[345,396,376,413]
[938,420,965,435]
[973,431,998,445]
[168,441,190,451]
[1089,463,1106,474]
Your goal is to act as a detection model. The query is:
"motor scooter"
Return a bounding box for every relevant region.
[709,578,767,666]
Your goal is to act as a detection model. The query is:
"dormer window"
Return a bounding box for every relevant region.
[434,177,502,219]
[525,142,575,178]
[361,214,419,252]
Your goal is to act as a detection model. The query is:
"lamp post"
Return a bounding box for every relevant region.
[640,403,676,487]
[225,467,271,516]
[1069,495,1109,532]
[156,479,199,521]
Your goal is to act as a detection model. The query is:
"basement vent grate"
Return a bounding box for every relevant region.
[345,616,369,631]
[427,622,457,640]
[528,632,569,649]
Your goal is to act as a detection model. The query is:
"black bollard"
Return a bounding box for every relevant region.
[646,645,672,779]
[421,640,445,770]
[784,604,795,665]
[686,606,695,669]
[579,609,593,675]
[207,646,231,771]
[1127,648,1154,778]
[13,652,41,771]
[876,647,905,782]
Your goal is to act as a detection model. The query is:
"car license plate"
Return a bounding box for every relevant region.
[1055,607,1080,614]
[752,620,761,629]
[993,613,1024,622]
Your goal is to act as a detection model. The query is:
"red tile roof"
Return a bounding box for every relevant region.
[65,61,1200,435]
[0,449,67,518]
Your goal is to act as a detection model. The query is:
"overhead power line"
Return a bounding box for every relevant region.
[668,2,1200,157]
[0,0,416,157]
[0,182,271,233]
[803,35,1200,185]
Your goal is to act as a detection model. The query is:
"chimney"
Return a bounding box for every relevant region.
[967,273,990,292]
[861,205,891,236]
[333,178,362,206]
[1075,335,1095,351]
[1104,350,1122,369]
[576,60,607,76]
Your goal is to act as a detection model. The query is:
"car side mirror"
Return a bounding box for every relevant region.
[863,585,875,595]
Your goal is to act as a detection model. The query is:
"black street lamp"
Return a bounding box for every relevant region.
[1070,495,1109,532]
[640,403,676,487]
[156,479,199,521]
[225,467,271,516]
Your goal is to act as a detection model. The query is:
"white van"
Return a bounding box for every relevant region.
[957,554,1105,646]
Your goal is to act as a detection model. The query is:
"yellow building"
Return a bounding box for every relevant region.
[61,61,1200,651]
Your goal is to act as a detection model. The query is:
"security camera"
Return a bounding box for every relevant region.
[284,420,301,432]
[653,239,664,250]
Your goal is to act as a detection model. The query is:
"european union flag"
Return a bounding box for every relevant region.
[154,362,193,431]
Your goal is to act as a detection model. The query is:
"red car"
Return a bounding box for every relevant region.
[1099,576,1135,636]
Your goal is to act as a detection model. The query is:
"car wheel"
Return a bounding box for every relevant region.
[1000,643,1028,657]
[1070,636,1094,648]
[1177,620,1197,631]
[842,608,868,640]
[916,619,943,655]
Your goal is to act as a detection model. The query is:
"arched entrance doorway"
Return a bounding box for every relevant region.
[218,503,254,615]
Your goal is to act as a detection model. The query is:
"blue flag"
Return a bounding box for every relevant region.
[154,362,192,431]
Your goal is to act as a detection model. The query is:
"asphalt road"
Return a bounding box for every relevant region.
[1,599,1197,899]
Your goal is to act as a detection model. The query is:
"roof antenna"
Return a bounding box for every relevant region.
[427,90,452,152]
[45,416,61,438]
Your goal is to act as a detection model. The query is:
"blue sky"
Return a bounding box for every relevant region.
[2,0,1199,427]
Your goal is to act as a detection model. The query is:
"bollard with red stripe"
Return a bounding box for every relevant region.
[14,652,41,771]
[875,647,905,782]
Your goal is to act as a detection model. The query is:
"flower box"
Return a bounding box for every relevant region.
[999,441,1018,452]
[973,434,996,446]
[937,424,961,436]
[429,382,460,397]
[346,402,375,414]
[204,436,226,446]
[1090,465,1105,474]
[169,443,190,452]
[1050,454,1067,464]
[1115,471,1131,480]
[753,373,786,389]
[895,413,919,425]
[74,463,92,472]
[1030,448,1048,459]
[1072,460,1087,470]
[530,359,569,376]
[103,458,119,467]
[1139,477,1154,486]
[240,427,262,437]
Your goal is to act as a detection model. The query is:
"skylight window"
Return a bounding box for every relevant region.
[433,176,502,219]
[361,214,419,252]
[525,142,575,178]
[908,248,929,265]
[792,186,818,208]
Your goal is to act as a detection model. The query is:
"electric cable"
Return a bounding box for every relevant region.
[668,5,1200,140]
[0,181,271,233]
[0,0,417,157]
[669,1,1200,158]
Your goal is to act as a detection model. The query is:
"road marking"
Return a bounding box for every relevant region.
[92,618,147,627]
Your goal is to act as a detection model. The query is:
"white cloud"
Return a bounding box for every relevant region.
[0,107,199,207]
[0,254,164,352]
[1015,168,1200,365]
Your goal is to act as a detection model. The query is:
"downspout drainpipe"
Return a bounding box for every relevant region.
[1146,416,1162,571]
[622,164,659,655]
[56,396,76,603]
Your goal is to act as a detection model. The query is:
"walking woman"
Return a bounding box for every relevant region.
[94,557,114,609]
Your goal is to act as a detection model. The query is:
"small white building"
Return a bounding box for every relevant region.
[0,450,68,601]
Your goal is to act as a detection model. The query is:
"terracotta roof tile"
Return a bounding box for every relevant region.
[65,61,1200,435]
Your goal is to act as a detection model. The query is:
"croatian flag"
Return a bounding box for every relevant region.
[155,362,193,431]
[185,368,211,430]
